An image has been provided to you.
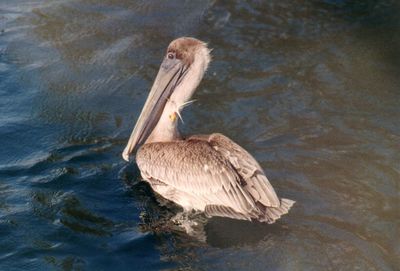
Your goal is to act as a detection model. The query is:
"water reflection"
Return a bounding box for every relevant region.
[0,0,399,270]
[122,164,290,247]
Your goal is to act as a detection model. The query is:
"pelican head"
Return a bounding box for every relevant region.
[122,37,211,161]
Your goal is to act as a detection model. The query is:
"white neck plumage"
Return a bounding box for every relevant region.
[145,46,210,144]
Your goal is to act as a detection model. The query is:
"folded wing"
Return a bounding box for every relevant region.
[136,140,257,216]
[192,133,281,208]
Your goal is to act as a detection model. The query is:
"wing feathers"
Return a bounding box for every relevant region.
[205,205,251,221]
[208,133,280,207]
[137,140,255,214]
[136,134,294,223]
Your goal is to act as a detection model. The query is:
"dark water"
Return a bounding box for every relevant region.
[1,0,399,270]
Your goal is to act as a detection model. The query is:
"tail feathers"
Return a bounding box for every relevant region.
[259,198,295,224]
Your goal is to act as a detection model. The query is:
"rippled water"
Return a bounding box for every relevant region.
[0,0,399,270]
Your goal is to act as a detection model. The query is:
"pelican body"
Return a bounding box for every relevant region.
[123,37,294,223]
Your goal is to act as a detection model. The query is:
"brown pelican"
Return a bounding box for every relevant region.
[123,37,294,223]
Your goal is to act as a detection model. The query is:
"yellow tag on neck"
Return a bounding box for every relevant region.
[169,112,177,122]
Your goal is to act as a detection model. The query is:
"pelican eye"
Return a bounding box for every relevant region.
[167,52,175,59]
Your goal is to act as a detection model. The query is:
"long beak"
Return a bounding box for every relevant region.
[122,58,187,161]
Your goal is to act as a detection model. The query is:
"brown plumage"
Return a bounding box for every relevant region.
[137,133,294,223]
[166,37,205,65]
[123,37,295,223]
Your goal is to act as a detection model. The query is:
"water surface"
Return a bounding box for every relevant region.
[0,0,399,270]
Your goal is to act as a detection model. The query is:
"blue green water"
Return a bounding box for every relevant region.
[0,1,399,270]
